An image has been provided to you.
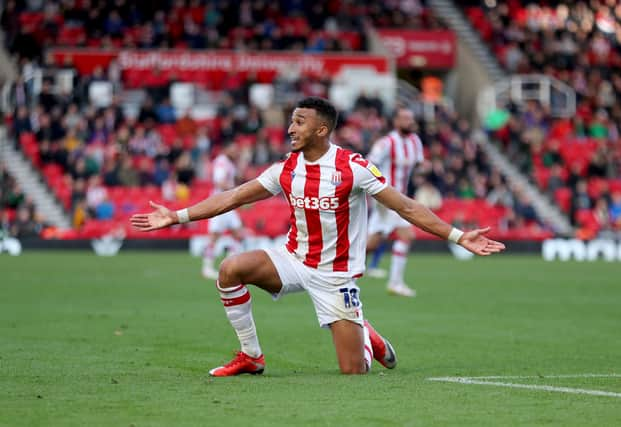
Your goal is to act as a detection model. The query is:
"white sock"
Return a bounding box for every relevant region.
[227,238,243,256]
[217,281,262,358]
[203,240,216,267]
[363,323,373,372]
[389,240,409,284]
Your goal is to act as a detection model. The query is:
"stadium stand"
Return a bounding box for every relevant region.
[1,0,551,241]
[465,0,621,237]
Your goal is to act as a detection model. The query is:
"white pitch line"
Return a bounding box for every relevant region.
[460,374,621,380]
[427,376,621,399]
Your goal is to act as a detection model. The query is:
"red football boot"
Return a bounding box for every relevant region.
[209,351,265,377]
[364,320,397,369]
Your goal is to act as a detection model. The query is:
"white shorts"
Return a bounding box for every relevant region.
[209,210,242,234]
[367,204,410,236]
[264,247,365,329]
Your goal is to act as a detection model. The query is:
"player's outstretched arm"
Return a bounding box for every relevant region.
[130,179,273,232]
[373,186,506,256]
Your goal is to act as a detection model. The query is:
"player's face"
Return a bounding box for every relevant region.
[225,142,239,159]
[394,109,415,134]
[288,108,328,152]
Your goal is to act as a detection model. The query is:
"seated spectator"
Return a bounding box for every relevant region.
[570,180,592,224]
[5,182,25,209]
[414,177,443,210]
[12,106,32,139]
[153,158,170,187]
[86,175,108,216]
[71,178,87,210]
[175,152,195,186]
[176,111,198,138]
[593,197,611,232]
[95,195,115,220]
[609,192,621,229]
[486,182,514,208]
[117,155,140,187]
[155,97,177,124]
[10,205,41,238]
[72,198,90,230]
[546,164,566,196]
[137,97,159,124]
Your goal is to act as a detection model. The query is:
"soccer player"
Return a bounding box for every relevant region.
[130,97,505,376]
[366,107,424,297]
[201,141,244,279]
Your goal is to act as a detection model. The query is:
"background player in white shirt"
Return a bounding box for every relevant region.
[201,141,244,279]
[367,107,425,297]
[131,97,505,377]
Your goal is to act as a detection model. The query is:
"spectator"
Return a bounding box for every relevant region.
[414,178,443,210]
[155,97,177,124]
[95,195,115,220]
[117,155,139,187]
[10,205,41,238]
[546,164,566,196]
[12,106,32,139]
[570,180,592,224]
[86,175,108,216]
[609,192,621,229]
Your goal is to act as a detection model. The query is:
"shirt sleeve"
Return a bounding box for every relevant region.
[367,137,389,165]
[413,135,424,164]
[256,161,284,195]
[212,161,228,184]
[350,153,388,195]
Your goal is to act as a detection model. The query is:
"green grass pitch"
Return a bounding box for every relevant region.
[1,251,620,426]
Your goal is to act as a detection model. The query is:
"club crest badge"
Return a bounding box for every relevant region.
[331,171,342,186]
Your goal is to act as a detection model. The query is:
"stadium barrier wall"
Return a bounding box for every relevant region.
[5,238,542,254]
[7,238,621,261]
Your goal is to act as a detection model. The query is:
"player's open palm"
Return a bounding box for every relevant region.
[459,227,506,256]
[130,201,176,231]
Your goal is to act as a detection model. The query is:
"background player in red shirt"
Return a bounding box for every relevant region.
[367,107,425,297]
[201,141,245,279]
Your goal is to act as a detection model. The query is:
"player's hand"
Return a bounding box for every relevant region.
[458,227,506,256]
[130,201,177,231]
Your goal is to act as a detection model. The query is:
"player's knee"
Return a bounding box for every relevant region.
[339,360,367,375]
[217,256,240,287]
[397,228,415,242]
[340,365,367,375]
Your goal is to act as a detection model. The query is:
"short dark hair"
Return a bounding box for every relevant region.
[296,97,338,132]
[393,105,413,118]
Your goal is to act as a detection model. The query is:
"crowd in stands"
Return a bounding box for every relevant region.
[0,166,47,238]
[0,0,553,240]
[2,0,441,62]
[466,0,621,236]
[2,55,546,240]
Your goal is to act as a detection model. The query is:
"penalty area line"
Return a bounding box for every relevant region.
[427,375,621,399]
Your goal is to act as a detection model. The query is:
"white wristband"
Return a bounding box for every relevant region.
[176,208,190,224]
[448,227,464,243]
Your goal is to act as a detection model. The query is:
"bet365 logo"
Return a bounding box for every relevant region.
[289,194,339,210]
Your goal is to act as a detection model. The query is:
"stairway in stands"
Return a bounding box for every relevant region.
[428,0,505,82]
[430,0,573,235]
[477,133,573,235]
[0,128,71,228]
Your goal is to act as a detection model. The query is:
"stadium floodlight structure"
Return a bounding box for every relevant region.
[477,74,576,122]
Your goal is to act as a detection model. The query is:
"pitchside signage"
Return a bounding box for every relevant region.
[50,49,389,79]
[377,30,456,69]
[542,239,621,261]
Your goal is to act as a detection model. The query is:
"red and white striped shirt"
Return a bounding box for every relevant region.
[257,144,387,277]
[212,153,237,193]
[368,130,424,194]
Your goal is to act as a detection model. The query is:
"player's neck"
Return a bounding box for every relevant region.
[395,129,410,138]
[303,140,331,162]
